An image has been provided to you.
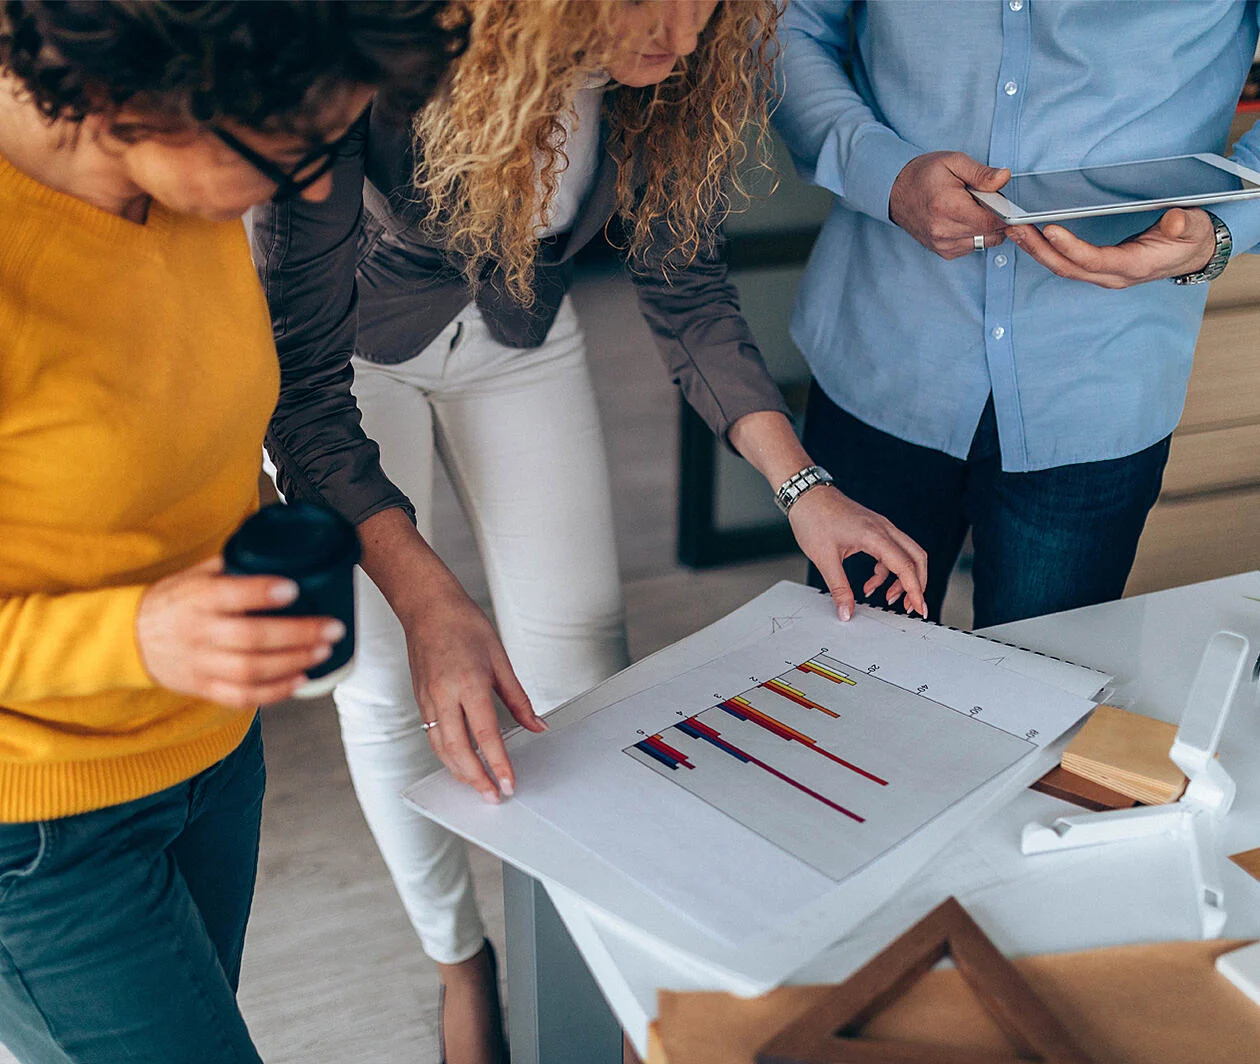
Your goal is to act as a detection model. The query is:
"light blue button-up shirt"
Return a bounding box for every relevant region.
[775,0,1260,472]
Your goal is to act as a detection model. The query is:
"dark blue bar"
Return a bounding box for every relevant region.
[634,741,679,769]
[707,736,750,763]
[675,722,750,763]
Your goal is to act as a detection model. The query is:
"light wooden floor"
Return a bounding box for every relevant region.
[0,270,969,1064]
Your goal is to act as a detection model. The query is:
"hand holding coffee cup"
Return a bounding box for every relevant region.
[135,550,351,709]
[223,502,361,698]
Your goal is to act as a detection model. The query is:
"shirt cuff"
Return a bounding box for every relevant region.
[1206,201,1260,260]
[837,126,923,225]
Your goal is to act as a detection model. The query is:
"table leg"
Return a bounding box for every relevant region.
[502,864,623,1064]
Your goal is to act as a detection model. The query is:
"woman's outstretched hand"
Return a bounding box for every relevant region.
[728,410,929,622]
[787,484,928,620]
[395,569,546,804]
[356,508,546,804]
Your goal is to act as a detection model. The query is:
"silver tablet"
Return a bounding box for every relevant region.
[970,153,1260,226]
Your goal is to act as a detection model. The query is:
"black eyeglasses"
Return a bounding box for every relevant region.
[211,124,357,202]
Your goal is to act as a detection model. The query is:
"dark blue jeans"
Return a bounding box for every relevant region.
[802,386,1171,629]
[0,716,265,1064]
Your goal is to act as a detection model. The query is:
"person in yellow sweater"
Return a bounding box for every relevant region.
[0,3,465,1061]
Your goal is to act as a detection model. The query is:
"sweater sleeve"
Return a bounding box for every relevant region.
[0,585,155,704]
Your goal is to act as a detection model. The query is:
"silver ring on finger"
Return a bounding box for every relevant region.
[973,234,986,252]
[420,719,440,733]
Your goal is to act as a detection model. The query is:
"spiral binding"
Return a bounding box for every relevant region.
[861,599,1100,671]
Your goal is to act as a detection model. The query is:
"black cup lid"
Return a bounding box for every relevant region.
[224,502,360,578]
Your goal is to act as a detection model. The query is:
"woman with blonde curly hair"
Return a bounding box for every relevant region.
[253,3,927,1060]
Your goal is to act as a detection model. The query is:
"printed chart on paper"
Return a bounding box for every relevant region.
[623,652,1033,881]
[509,613,1095,945]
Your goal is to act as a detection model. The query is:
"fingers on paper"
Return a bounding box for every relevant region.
[426,698,502,804]
[825,567,856,623]
[466,691,515,800]
[868,533,928,618]
[494,648,545,734]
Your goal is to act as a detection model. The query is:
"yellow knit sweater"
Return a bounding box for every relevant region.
[0,153,280,821]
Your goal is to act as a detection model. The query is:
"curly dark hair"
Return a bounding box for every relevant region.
[0,1,468,133]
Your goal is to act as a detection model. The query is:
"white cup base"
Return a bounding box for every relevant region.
[293,658,355,699]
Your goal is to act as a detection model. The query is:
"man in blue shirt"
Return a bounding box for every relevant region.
[774,0,1260,626]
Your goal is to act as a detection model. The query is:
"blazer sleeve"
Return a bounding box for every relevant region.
[628,229,792,448]
[250,113,415,527]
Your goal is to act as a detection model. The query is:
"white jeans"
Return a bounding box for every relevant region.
[336,297,630,964]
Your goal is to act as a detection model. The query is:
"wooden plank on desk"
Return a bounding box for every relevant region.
[755,898,1095,1064]
[1030,766,1139,812]
[652,941,1260,1064]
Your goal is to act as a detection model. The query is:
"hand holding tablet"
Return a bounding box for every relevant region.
[1004,207,1223,290]
[888,150,1012,260]
[967,154,1260,289]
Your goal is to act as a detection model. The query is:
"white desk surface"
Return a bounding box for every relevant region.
[547,572,1260,1056]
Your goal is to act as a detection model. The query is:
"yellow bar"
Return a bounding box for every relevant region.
[800,660,856,686]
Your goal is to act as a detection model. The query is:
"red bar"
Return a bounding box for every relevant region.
[752,757,865,823]
[672,716,867,820]
[683,716,723,740]
[763,679,840,719]
[720,738,865,824]
[740,705,886,785]
[644,735,693,768]
[741,705,811,744]
[805,744,888,786]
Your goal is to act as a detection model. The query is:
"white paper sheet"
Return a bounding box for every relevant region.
[509,613,1096,945]
[405,582,1112,993]
[866,609,1110,700]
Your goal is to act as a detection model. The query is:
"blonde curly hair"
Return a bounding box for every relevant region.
[413,0,781,304]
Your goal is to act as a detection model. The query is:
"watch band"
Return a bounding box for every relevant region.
[1172,211,1231,286]
[774,465,834,515]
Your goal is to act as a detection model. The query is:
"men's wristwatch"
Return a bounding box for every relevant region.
[1172,211,1232,285]
[774,465,834,515]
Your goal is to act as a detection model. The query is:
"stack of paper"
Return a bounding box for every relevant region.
[1061,704,1187,804]
[404,583,1109,996]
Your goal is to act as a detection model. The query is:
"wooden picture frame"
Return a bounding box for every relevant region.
[756,897,1096,1064]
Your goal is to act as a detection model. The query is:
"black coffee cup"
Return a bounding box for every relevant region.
[223,502,361,697]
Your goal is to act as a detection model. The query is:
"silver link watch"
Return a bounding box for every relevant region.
[1172,211,1231,286]
[774,465,834,515]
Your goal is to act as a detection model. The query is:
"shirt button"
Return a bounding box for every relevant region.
[1004,81,1019,96]
[1009,0,1023,10]
[991,326,1006,340]
[994,254,1009,268]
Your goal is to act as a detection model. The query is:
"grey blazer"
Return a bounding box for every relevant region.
[251,107,790,526]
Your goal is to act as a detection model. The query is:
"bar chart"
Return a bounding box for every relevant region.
[624,652,1032,880]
